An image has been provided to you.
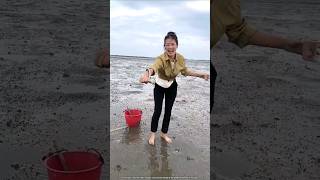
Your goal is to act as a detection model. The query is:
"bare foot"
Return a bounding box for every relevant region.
[160,132,172,144]
[148,133,156,145]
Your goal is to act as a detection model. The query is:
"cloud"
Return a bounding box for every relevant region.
[185,0,210,13]
[179,34,210,60]
[110,0,210,60]
[111,2,161,18]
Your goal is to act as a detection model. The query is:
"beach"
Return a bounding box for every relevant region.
[1,0,319,179]
[0,0,109,179]
[110,55,210,179]
[212,0,320,179]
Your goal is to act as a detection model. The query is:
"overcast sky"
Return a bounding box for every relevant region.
[110,0,210,60]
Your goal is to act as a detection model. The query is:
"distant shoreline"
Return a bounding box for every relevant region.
[111,54,210,62]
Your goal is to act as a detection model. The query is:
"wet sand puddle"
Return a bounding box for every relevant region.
[110,125,209,180]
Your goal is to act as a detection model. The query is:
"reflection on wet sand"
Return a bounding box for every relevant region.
[147,141,172,178]
[121,126,142,144]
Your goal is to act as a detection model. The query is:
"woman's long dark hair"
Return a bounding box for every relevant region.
[164,31,178,46]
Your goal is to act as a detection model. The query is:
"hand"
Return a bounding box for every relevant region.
[249,32,320,61]
[301,41,320,61]
[95,49,110,68]
[139,73,149,84]
[287,41,320,61]
[201,73,209,80]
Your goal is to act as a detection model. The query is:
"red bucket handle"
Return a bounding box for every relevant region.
[87,148,104,164]
[42,149,104,165]
[42,149,67,162]
[124,109,142,114]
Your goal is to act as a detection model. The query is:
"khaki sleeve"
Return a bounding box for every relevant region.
[180,60,189,76]
[225,0,257,48]
[149,57,162,73]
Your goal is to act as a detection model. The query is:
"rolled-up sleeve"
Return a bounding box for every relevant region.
[180,61,189,76]
[224,0,257,48]
[149,58,162,73]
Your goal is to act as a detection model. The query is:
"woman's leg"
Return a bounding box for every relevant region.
[151,83,165,132]
[211,64,217,113]
[161,81,177,134]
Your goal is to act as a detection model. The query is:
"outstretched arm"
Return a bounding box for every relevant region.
[139,58,162,84]
[248,31,320,61]
[139,68,154,83]
[186,69,209,80]
[217,0,320,60]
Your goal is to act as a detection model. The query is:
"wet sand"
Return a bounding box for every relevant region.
[0,0,109,179]
[212,0,320,179]
[110,56,210,179]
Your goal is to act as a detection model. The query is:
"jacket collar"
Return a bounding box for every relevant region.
[163,52,176,61]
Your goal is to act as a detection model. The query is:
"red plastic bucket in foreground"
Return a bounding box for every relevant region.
[42,149,104,180]
[125,109,142,127]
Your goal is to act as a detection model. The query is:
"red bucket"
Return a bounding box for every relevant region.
[42,149,104,180]
[125,109,142,127]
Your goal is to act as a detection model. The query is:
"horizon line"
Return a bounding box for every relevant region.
[110,54,210,61]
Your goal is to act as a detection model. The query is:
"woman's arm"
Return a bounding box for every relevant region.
[139,57,162,83]
[95,49,110,68]
[248,31,320,61]
[139,68,155,83]
[186,69,209,80]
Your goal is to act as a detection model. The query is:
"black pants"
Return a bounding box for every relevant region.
[151,81,177,133]
[211,63,217,112]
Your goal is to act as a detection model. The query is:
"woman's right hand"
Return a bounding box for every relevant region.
[201,73,209,81]
[139,73,149,84]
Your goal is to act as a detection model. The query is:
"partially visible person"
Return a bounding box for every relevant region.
[211,0,320,112]
[95,48,110,68]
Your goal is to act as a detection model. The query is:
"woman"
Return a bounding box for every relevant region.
[140,32,209,145]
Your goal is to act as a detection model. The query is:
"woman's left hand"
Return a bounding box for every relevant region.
[201,73,209,80]
[301,41,320,61]
[287,41,320,61]
[248,32,320,61]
